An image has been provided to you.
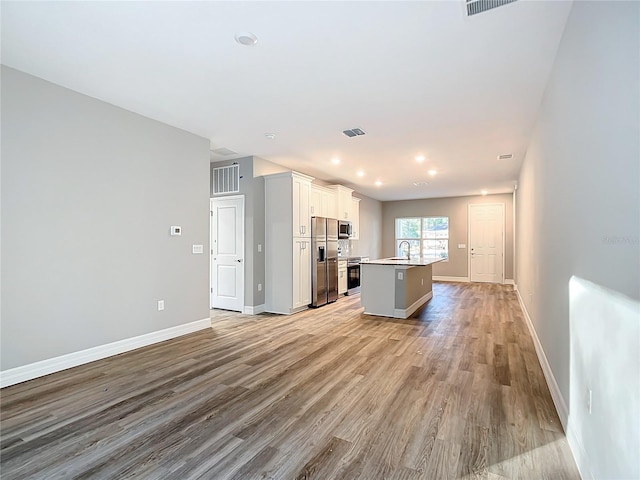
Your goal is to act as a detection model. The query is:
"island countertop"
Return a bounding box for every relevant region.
[363,256,444,267]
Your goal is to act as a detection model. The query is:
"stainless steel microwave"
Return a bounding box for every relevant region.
[338,220,352,238]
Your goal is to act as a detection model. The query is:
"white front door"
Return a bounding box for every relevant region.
[210,196,244,312]
[469,203,504,283]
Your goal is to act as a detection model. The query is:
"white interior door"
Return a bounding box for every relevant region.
[469,203,504,283]
[210,196,244,311]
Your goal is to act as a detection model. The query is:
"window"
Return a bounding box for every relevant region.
[395,217,449,260]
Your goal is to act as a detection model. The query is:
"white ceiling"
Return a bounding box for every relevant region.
[1,1,573,201]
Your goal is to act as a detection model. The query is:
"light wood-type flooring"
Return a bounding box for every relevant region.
[0,282,580,479]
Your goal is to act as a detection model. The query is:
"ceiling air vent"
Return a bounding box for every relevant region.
[466,0,518,16]
[342,128,366,138]
[212,164,240,194]
[497,153,514,160]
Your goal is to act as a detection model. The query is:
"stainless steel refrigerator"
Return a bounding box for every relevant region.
[311,217,338,307]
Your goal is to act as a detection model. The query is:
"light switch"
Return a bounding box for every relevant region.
[397,272,404,280]
[192,244,204,254]
[458,243,466,249]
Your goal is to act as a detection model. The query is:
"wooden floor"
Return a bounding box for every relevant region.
[0,282,579,479]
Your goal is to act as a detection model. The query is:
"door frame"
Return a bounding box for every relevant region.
[210,195,245,311]
[467,202,505,284]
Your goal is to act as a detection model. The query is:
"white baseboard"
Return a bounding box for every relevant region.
[567,421,593,480]
[432,276,469,283]
[243,304,265,315]
[0,318,211,389]
[394,291,433,319]
[504,279,515,286]
[515,289,568,429]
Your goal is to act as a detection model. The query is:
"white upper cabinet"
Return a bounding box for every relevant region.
[330,185,354,221]
[351,197,361,240]
[310,186,322,217]
[310,184,337,219]
[292,173,312,237]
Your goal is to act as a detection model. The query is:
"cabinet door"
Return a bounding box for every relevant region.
[310,186,321,217]
[326,191,337,219]
[293,239,311,308]
[340,190,351,220]
[351,198,360,240]
[338,267,347,294]
[293,176,311,237]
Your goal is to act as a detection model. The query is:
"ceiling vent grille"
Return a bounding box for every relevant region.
[342,128,366,138]
[466,0,518,16]
[212,164,240,194]
[497,153,514,160]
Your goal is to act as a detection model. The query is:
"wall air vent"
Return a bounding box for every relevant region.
[413,181,429,187]
[212,164,240,194]
[342,128,366,138]
[497,153,514,160]
[466,0,518,16]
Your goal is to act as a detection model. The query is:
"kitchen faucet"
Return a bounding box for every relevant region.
[398,240,411,259]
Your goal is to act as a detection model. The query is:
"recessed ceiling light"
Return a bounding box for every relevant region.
[235,32,258,46]
[481,189,488,195]
[416,155,425,163]
[264,133,276,140]
[375,180,382,187]
[357,171,365,177]
[331,158,341,165]
[428,169,437,176]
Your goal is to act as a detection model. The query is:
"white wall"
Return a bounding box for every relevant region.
[1,67,211,371]
[516,1,639,478]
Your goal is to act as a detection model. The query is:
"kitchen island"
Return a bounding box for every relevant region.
[360,257,443,319]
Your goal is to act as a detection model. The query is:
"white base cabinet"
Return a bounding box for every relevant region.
[338,260,348,295]
[265,171,314,314]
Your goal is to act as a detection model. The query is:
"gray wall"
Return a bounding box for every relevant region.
[382,193,514,279]
[1,67,211,370]
[516,1,639,477]
[210,156,264,307]
[350,193,382,259]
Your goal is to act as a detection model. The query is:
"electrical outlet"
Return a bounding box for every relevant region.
[257,244,262,253]
[258,283,262,292]
[587,388,592,414]
[157,300,165,311]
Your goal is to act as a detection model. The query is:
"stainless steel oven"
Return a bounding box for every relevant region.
[346,256,368,295]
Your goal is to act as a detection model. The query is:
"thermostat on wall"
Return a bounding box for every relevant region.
[170,226,182,236]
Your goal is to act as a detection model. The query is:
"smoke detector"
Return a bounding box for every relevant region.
[235,32,258,46]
